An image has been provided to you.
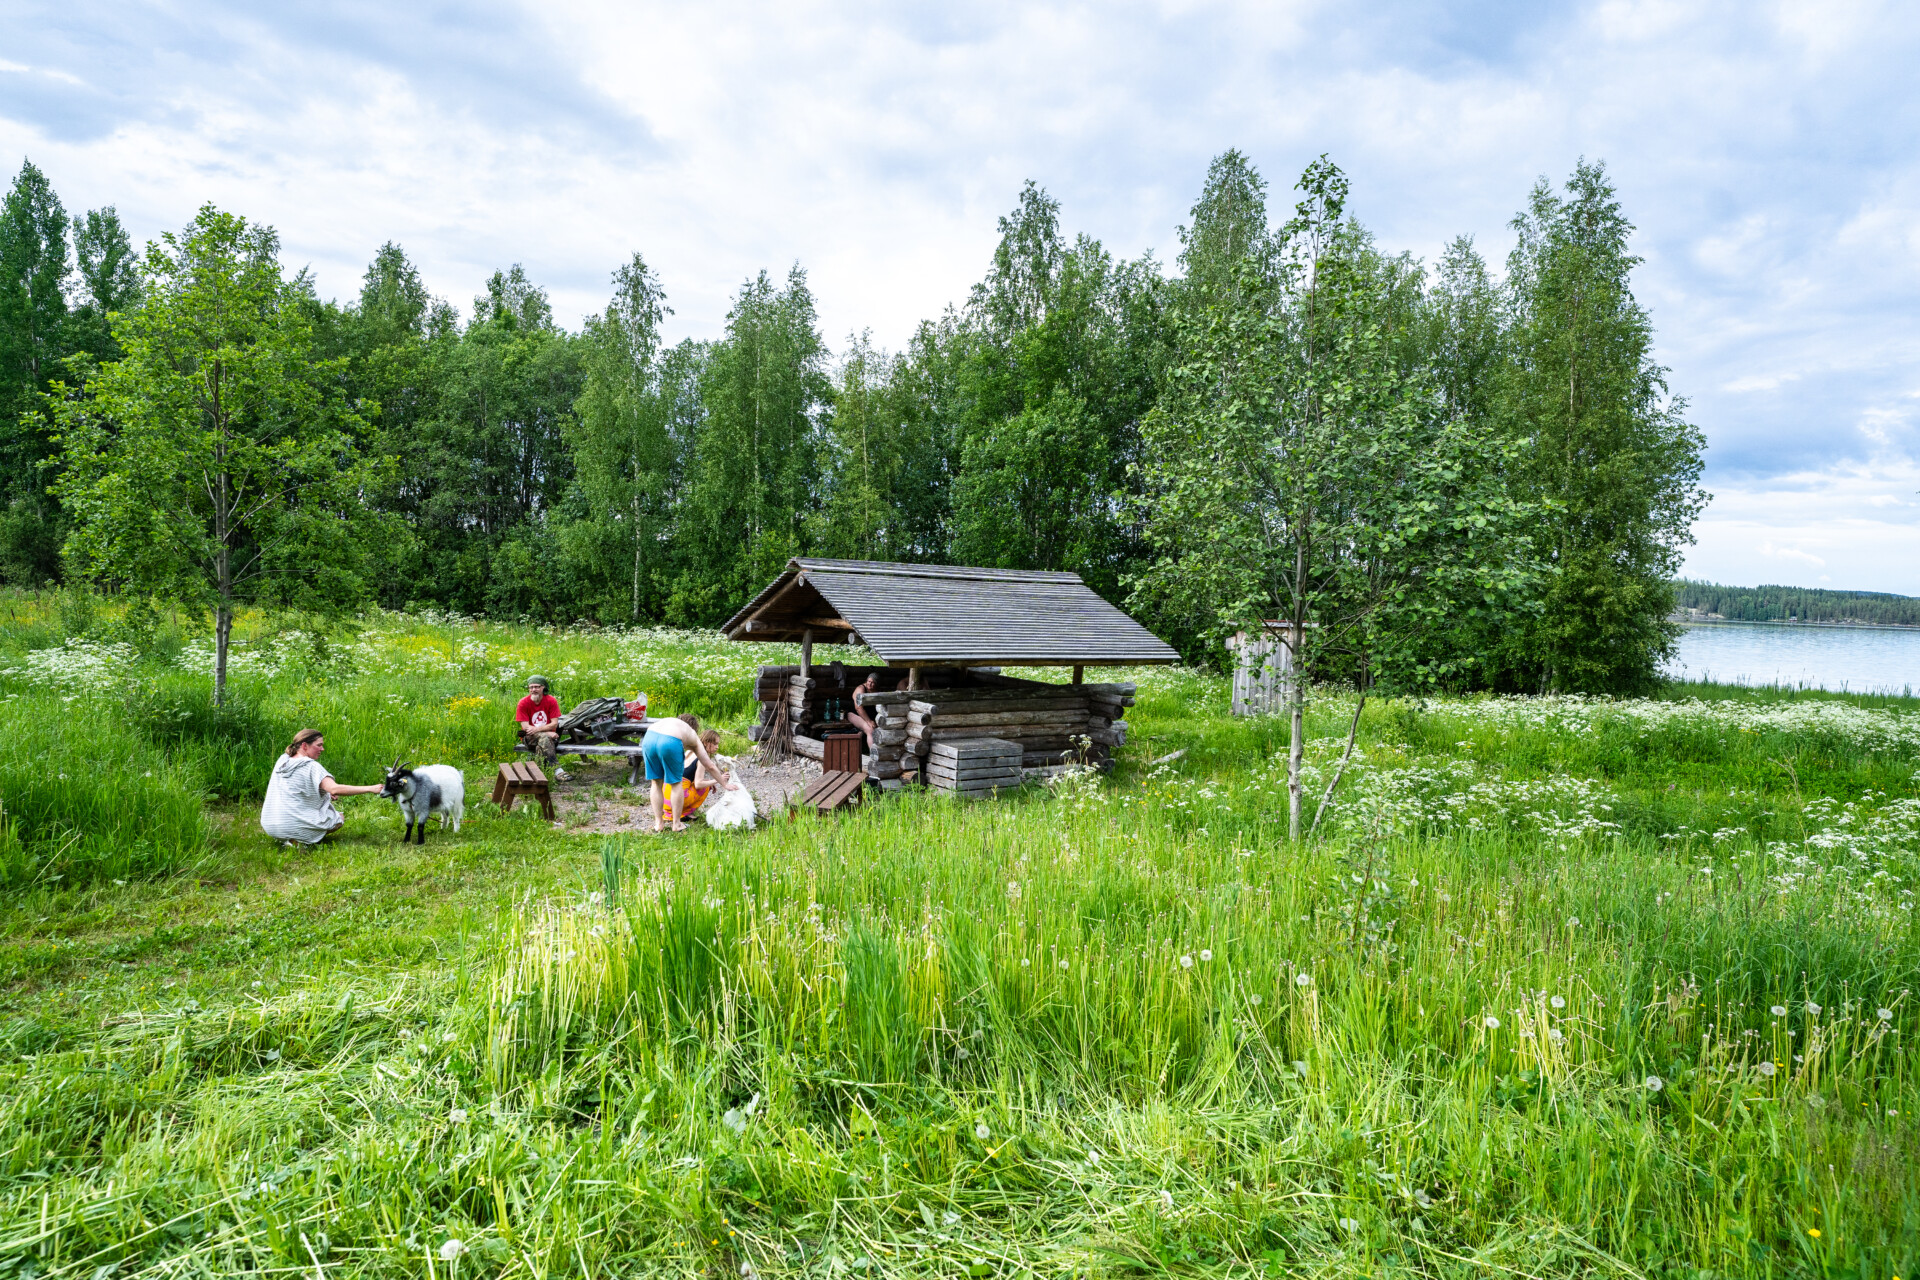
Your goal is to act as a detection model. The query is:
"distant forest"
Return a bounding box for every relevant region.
[0,152,1706,693]
[1674,581,1920,627]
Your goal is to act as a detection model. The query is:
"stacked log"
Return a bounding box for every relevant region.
[856,681,1137,774]
[926,737,1022,796]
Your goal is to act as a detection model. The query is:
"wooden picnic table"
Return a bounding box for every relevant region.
[514,717,656,785]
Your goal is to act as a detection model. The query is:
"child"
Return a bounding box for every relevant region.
[659,728,729,824]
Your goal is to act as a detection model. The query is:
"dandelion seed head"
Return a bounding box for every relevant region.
[1772,1005,1788,1017]
[1180,955,1193,970]
[975,1122,991,1140]
[449,1108,468,1124]
[1758,1061,1778,1077]
[1484,1015,1500,1030]
[1250,994,1262,1006]
[439,1239,467,1261]
[1807,1002,1822,1016]
[1549,995,1565,1009]
[1199,949,1213,963]
[1059,959,1069,971]
[1159,1189,1174,1210]
[1548,1028,1564,1042]
[1567,917,1579,927]
[1879,1008,1894,1021]
[1644,1076,1663,1092]
[1295,972,1312,987]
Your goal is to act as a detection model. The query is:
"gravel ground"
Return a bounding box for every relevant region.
[536,748,820,834]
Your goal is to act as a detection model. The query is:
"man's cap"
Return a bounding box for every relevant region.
[527,675,551,690]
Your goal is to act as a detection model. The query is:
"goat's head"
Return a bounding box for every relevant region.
[380,759,416,798]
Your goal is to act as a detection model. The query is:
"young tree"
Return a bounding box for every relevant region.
[1135,158,1535,839]
[0,161,76,583]
[51,205,388,703]
[1496,161,1708,693]
[66,206,142,362]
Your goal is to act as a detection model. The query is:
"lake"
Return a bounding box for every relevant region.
[1666,622,1920,695]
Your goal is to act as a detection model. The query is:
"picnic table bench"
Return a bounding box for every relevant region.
[513,739,652,785]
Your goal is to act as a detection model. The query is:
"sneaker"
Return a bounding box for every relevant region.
[554,767,572,781]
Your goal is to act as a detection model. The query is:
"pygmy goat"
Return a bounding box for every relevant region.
[379,762,466,844]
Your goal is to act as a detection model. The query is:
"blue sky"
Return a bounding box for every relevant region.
[3,0,1916,591]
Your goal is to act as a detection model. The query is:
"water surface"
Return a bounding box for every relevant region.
[1665,623,1920,695]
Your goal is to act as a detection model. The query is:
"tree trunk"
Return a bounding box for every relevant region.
[1287,617,1305,842]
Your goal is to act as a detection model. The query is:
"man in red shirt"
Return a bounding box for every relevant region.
[515,676,570,781]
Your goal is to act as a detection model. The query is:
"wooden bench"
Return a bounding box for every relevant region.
[492,762,555,819]
[793,769,865,815]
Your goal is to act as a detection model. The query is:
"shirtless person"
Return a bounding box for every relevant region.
[640,713,739,832]
[845,672,881,748]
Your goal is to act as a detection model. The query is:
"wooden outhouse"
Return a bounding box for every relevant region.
[722,559,1180,791]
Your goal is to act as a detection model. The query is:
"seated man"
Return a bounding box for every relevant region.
[515,676,571,781]
[845,672,881,748]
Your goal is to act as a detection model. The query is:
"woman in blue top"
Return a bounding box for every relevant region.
[642,714,738,832]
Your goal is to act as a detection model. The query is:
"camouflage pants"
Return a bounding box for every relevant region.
[521,729,559,763]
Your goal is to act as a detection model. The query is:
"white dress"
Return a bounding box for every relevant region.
[260,754,343,843]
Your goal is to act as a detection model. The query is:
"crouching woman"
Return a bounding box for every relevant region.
[260,729,383,845]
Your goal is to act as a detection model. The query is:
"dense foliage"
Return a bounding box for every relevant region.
[0,153,1706,692]
[1,598,1915,1275]
[1678,579,1920,626]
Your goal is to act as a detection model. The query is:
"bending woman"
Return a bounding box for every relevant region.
[260,729,384,845]
[641,714,739,833]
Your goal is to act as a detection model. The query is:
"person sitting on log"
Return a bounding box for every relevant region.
[845,672,881,748]
[641,713,739,833]
[660,728,727,824]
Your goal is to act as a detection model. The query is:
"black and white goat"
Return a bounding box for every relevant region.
[379,761,466,844]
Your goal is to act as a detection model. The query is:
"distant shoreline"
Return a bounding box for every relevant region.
[1675,617,1920,634]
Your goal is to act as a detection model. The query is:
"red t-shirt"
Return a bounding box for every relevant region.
[516,694,560,731]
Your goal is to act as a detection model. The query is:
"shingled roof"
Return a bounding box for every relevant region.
[722,558,1180,667]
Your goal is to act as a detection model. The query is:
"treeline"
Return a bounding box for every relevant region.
[1676,581,1920,627]
[0,151,1705,693]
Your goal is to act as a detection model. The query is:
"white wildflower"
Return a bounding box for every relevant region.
[1159,1189,1173,1211]
[1757,1061,1777,1077]
[1199,949,1213,963]
[439,1239,467,1261]
[1567,917,1579,928]
[449,1108,468,1124]
[1806,1002,1822,1016]
[1644,1076,1663,1092]
[1295,972,1312,988]
[1059,959,1069,971]
[1771,1005,1787,1017]
[1879,1008,1894,1021]
[1484,1015,1500,1030]
[1548,1028,1564,1043]
[1549,995,1565,1009]
[975,1122,991,1140]
[1179,955,1193,970]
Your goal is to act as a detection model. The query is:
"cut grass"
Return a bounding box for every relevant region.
[0,597,1915,1276]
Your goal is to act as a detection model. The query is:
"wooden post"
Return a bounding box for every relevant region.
[801,629,813,679]
[907,665,920,691]
[1071,665,1083,685]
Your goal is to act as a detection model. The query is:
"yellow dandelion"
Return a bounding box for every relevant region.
[1808,1228,1821,1238]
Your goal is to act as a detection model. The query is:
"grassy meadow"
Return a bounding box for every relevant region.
[0,592,1916,1278]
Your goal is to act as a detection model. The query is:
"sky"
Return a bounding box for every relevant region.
[2,0,1916,593]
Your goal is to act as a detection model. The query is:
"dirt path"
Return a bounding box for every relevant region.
[541,749,821,834]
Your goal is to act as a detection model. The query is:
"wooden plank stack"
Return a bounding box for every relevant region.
[859,676,1135,778]
[926,737,1021,796]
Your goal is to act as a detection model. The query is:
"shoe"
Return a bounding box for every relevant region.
[554,767,572,781]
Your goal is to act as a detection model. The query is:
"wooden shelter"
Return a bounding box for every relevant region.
[723,559,1180,791]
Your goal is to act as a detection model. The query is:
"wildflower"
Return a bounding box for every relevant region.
[1295,972,1312,988]
[449,1108,468,1124]
[1250,994,1262,1006]
[399,1027,413,1040]
[1771,1005,1788,1017]
[975,1122,991,1140]
[1758,1061,1777,1077]
[1484,1015,1500,1030]
[1808,1228,1821,1239]
[1020,958,1030,967]
[1879,1008,1894,1021]
[1159,1189,1173,1211]
[1199,949,1213,962]
[439,1239,467,1261]
[1086,1148,1101,1165]
[1059,960,1069,971]
[1549,995,1565,1009]
[1807,1002,1822,1016]
[1645,1076,1663,1092]
[1180,955,1193,970]
[955,1047,970,1061]
[588,890,605,906]
[443,1030,457,1043]
[1548,1028,1564,1043]
[741,1264,757,1279]
[1567,917,1579,927]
